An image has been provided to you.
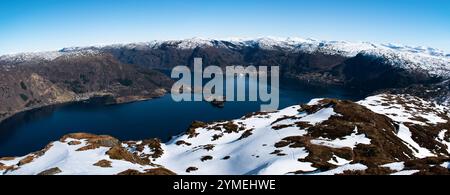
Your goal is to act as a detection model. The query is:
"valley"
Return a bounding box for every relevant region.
[0,37,449,175]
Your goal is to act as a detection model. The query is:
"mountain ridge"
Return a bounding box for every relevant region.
[2,37,449,57]
[1,37,449,76]
[1,37,450,124]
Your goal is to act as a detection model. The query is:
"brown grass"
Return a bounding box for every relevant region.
[68,141,81,145]
[340,167,394,175]
[186,121,207,138]
[106,146,150,165]
[212,134,223,141]
[0,157,16,161]
[117,168,176,175]
[272,124,294,130]
[37,167,62,175]
[93,160,112,168]
[202,144,215,151]
[18,156,35,166]
[223,122,239,133]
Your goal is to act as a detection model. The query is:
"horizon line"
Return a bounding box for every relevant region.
[1,36,449,56]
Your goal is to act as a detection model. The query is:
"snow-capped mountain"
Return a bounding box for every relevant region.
[0,49,99,64]
[1,37,449,77]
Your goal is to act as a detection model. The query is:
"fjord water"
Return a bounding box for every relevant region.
[0,78,361,157]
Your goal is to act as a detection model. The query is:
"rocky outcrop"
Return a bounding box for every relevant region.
[1,94,449,175]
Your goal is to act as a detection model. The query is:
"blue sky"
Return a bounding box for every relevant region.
[0,0,449,54]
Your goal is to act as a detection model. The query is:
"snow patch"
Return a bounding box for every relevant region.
[310,127,371,149]
[311,163,368,175]
[397,124,435,158]
[436,130,450,154]
[359,94,448,125]
[299,107,336,125]
[327,155,351,166]
[381,162,405,171]
[391,170,420,175]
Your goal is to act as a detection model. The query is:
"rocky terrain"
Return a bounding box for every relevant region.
[1,93,449,175]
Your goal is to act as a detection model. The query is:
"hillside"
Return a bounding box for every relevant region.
[2,93,449,175]
[0,53,173,122]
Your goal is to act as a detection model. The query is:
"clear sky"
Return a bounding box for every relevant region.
[0,0,449,55]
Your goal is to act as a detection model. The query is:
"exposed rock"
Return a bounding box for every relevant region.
[210,98,226,108]
[67,141,82,146]
[117,168,176,175]
[18,156,35,166]
[37,167,62,175]
[186,121,207,138]
[222,156,231,160]
[93,160,112,168]
[201,156,213,162]
[106,146,149,165]
[186,167,198,173]
[175,140,192,146]
[62,133,120,151]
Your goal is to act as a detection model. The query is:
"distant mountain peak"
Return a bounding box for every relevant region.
[1,37,449,77]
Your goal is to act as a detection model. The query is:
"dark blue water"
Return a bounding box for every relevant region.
[0,79,362,157]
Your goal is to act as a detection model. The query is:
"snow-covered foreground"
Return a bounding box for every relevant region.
[1,94,450,175]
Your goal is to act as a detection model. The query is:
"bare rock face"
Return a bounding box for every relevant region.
[0,53,173,122]
[1,94,449,175]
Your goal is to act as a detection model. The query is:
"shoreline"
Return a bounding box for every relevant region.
[0,93,168,125]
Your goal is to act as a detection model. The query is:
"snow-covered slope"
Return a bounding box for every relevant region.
[1,37,449,77]
[2,94,449,175]
[0,49,100,66]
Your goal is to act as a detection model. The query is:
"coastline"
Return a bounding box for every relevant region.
[0,90,168,125]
